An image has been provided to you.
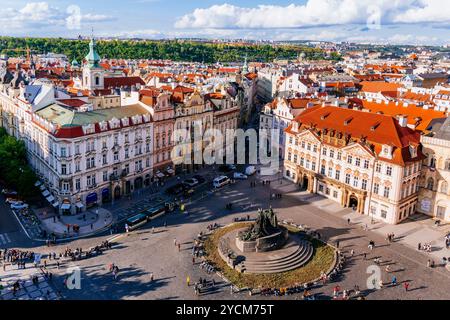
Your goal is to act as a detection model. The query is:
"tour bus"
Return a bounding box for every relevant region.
[126,213,149,231]
[213,175,231,188]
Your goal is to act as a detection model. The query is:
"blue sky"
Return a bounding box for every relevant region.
[0,0,449,45]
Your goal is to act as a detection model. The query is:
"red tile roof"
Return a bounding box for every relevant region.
[103,76,145,89]
[286,106,424,165]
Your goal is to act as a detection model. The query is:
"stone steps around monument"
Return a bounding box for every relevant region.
[243,240,309,265]
[239,240,314,274]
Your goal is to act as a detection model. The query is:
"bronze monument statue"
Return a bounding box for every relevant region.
[240,208,280,241]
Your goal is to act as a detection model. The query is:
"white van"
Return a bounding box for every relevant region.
[245,166,256,176]
[213,176,231,188]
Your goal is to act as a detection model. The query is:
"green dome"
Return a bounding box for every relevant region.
[84,38,101,68]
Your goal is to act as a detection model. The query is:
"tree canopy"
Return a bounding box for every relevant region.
[0,128,37,198]
[0,37,338,63]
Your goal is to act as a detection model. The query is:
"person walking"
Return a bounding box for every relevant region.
[150,273,154,282]
[178,243,181,252]
[347,218,351,225]
[363,252,367,260]
[403,282,409,292]
[350,249,355,257]
[336,240,340,249]
[186,276,190,287]
[391,276,397,286]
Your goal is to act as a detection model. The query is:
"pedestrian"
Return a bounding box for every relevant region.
[418,242,422,251]
[192,257,195,265]
[152,227,155,234]
[350,249,355,257]
[336,240,340,248]
[427,259,431,268]
[125,224,129,234]
[150,273,154,282]
[391,276,397,286]
[347,218,351,225]
[57,261,60,269]
[178,243,181,252]
[385,265,391,273]
[186,276,190,287]
[174,238,177,246]
[363,252,367,260]
[403,282,409,292]
[378,279,383,289]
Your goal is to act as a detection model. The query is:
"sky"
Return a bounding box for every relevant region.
[0,0,449,45]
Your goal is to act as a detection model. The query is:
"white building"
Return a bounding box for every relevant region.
[284,106,424,225]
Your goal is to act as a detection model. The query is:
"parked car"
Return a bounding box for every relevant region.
[213,176,231,188]
[2,189,18,198]
[233,172,248,180]
[10,202,29,210]
[245,166,256,176]
[5,198,21,204]
[183,178,199,188]
[218,164,236,173]
[165,183,186,195]
[192,175,206,184]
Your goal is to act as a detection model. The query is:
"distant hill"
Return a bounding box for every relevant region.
[0,37,338,63]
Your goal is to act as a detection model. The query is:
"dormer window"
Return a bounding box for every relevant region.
[380,144,393,159]
[409,145,417,158]
[344,117,353,125]
[292,121,299,132]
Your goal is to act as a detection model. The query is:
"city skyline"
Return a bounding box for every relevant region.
[0,0,449,45]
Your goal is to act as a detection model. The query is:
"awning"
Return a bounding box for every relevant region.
[156,172,165,178]
[86,193,98,204]
[46,195,55,203]
[34,181,42,187]
[39,184,46,191]
[52,202,59,208]
[61,203,71,210]
[42,190,50,197]
[75,202,84,209]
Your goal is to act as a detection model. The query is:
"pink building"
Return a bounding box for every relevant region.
[140,88,175,174]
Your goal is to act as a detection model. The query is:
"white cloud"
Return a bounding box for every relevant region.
[174,0,450,29]
[0,2,115,32]
[394,0,450,23]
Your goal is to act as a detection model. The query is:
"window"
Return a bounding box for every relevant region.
[60,147,67,157]
[293,154,298,163]
[306,160,310,169]
[300,157,304,167]
[321,165,326,175]
[373,183,379,194]
[353,177,359,188]
[125,148,129,159]
[86,157,95,169]
[75,178,81,191]
[347,155,352,164]
[375,163,381,173]
[328,167,333,177]
[386,166,392,176]
[362,179,367,190]
[383,186,390,198]
[289,136,293,145]
[311,162,316,171]
[114,152,119,161]
[345,174,351,184]
[103,171,108,182]
[102,154,107,165]
[364,160,369,169]
[75,144,80,155]
[313,145,317,153]
[427,178,434,190]
[95,76,100,86]
[288,152,292,161]
[380,209,387,219]
[335,170,340,180]
[329,149,334,158]
[440,181,448,194]
[307,143,311,151]
[322,148,327,156]
[301,141,305,149]
[61,164,67,175]
[75,161,81,172]
[355,157,360,167]
[333,191,338,198]
[337,152,342,160]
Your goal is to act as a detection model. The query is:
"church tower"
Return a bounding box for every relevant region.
[82,38,104,90]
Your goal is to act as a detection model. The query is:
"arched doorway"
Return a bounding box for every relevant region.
[349,195,358,211]
[301,175,309,191]
[114,186,121,200]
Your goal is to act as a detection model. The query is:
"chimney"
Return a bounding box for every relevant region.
[398,115,408,127]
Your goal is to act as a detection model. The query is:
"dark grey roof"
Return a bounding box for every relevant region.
[0,68,13,84]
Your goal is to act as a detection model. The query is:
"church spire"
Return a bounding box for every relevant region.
[85,36,101,68]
